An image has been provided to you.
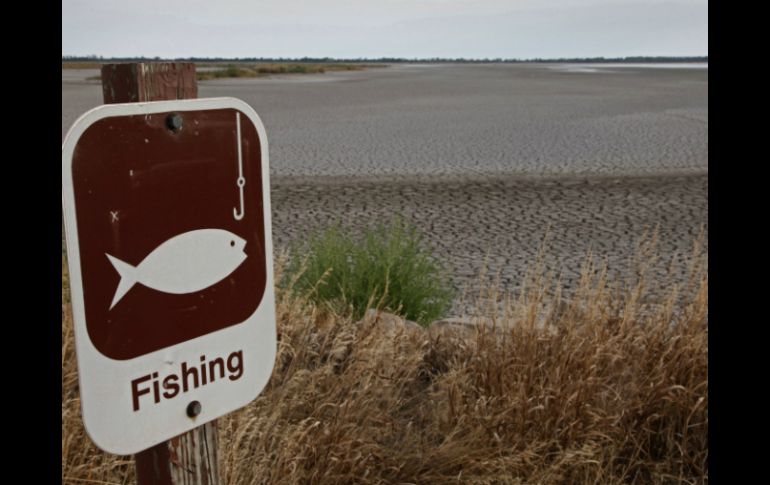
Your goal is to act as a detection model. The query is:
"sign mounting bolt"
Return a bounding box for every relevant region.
[186,400,202,418]
[166,113,183,133]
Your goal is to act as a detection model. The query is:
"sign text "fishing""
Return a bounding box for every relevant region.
[131,350,244,411]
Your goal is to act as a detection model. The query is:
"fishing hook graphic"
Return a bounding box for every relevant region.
[234,112,245,221]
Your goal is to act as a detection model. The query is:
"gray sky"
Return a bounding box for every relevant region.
[62,0,708,59]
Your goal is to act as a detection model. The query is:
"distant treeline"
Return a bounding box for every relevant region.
[62,55,708,64]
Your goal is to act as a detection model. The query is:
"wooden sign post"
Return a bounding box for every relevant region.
[100,62,216,485]
[63,61,275,484]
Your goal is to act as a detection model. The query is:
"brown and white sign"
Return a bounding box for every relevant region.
[62,98,276,455]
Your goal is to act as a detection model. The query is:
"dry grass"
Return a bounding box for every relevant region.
[62,238,707,484]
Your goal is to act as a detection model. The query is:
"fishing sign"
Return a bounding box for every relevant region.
[61,98,276,455]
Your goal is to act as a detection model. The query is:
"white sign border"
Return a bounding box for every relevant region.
[62,97,276,455]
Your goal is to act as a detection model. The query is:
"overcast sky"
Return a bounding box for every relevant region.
[62,0,708,59]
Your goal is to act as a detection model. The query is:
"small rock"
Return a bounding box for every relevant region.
[357,309,424,336]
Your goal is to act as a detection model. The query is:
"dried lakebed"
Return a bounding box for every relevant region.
[271,173,707,313]
[62,64,708,313]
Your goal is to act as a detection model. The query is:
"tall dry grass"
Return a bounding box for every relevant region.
[62,239,707,484]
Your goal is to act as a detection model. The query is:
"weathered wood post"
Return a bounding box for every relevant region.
[101,63,198,104]
[99,62,220,485]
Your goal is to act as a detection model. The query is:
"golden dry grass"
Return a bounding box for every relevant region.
[62,239,707,484]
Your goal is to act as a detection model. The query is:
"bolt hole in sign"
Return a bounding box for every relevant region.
[62,98,276,455]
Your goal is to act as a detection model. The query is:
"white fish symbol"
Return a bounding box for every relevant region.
[105,229,248,310]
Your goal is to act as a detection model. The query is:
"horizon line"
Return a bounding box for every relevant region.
[62,55,709,63]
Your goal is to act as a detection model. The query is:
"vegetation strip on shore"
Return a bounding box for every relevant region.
[195,63,381,80]
[62,61,385,81]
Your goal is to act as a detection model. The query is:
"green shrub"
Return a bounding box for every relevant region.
[283,219,454,326]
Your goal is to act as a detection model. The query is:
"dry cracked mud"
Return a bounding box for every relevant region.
[62,63,708,313]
